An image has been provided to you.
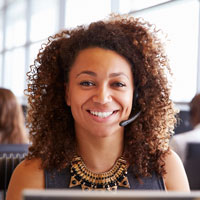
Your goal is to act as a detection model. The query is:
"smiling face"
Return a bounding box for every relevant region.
[66,47,134,138]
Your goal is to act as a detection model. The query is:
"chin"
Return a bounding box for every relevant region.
[89,126,122,138]
[94,132,112,138]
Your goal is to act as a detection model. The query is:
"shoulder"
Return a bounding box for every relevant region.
[11,158,44,182]
[163,150,190,191]
[6,158,44,200]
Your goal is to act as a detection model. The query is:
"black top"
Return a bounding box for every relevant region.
[45,166,165,190]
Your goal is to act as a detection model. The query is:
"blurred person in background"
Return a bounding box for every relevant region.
[0,88,28,144]
[170,94,200,164]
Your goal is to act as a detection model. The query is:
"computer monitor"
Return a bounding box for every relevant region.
[23,189,200,200]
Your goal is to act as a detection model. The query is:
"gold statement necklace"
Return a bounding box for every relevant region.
[69,155,130,191]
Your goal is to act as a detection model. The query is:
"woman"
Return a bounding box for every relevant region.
[6,14,189,200]
[0,88,28,144]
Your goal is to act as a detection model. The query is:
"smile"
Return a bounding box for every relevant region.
[89,110,114,118]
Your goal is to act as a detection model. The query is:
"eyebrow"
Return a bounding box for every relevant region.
[76,70,129,79]
[109,72,129,79]
[76,71,97,78]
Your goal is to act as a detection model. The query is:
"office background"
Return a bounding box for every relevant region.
[1,1,200,195]
[0,0,199,109]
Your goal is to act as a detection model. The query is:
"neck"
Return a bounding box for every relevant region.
[75,131,124,173]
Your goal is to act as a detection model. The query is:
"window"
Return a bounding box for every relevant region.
[0,1,4,9]
[5,0,26,49]
[29,41,43,67]
[0,0,61,103]
[4,48,25,97]
[0,10,3,52]
[0,0,199,105]
[30,0,59,42]
[0,54,2,85]
[119,0,170,13]
[119,0,200,103]
[65,0,111,28]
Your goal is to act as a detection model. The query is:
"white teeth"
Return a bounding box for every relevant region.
[90,111,113,118]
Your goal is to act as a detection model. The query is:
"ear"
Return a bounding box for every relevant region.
[64,83,71,106]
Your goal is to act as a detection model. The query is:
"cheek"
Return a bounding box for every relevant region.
[69,98,81,122]
[69,91,87,113]
[121,93,134,113]
[69,93,89,124]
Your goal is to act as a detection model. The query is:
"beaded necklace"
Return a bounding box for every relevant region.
[69,155,130,191]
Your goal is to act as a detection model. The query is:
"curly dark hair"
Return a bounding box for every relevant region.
[26,14,176,177]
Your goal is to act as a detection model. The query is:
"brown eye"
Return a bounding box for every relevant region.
[112,82,126,87]
[80,81,95,86]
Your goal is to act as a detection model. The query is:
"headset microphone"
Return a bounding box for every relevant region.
[119,111,141,127]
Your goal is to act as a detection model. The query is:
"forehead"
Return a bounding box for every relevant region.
[70,47,133,76]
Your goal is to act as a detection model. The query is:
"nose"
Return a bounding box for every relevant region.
[92,85,112,104]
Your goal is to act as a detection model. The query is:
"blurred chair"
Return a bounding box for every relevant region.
[0,144,29,157]
[185,142,200,190]
[0,153,26,200]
